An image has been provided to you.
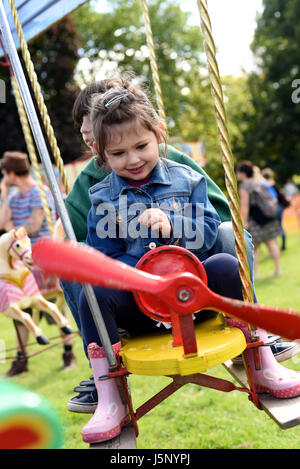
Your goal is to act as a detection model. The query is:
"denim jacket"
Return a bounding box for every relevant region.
[86,159,221,267]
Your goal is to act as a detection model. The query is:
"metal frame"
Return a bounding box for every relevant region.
[108,355,261,440]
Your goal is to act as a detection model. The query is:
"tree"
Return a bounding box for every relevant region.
[72,0,233,188]
[235,0,300,183]
[0,16,82,165]
[73,0,207,130]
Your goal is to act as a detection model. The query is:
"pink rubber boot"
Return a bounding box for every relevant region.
[81,342,129,444]
[227,318,300,398]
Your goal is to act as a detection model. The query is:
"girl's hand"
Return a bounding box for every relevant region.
[138,208,172,238]
[0,177,10,201]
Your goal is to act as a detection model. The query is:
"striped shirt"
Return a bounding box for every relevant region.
[7,184,56,245]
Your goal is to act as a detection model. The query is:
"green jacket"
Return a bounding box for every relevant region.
[65,145,231,242]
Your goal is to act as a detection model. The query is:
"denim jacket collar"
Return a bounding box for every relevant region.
[110,159,172,200]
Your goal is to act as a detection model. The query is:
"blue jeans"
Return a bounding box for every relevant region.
[59,280,88,357]
[60,222,256,359]
[208,221,257,302]
[210,222,255,284]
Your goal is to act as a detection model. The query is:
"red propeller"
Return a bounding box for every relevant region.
[32,239,300,341]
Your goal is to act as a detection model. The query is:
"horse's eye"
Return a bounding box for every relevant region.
[15,243,20,248]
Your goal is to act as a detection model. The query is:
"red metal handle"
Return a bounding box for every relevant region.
[32,240,300,340]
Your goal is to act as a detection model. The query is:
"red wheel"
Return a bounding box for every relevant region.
[133,245,207,322]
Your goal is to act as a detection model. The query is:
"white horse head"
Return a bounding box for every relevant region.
[0,227,74,345]
[0,228,33,270]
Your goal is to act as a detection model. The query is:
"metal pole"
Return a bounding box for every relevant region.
[0,1,117,368]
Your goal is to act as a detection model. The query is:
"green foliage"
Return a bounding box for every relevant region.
[235,0,300,183]
[72,0,234,189]
[27,16,82,163]
[0,0,256,187]
[73,0,206,131]
[0,16,82,164]
[0,61,23,157]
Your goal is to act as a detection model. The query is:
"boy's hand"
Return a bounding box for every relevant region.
[138,208,172,238]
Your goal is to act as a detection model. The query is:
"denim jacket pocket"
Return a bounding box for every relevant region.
[155,195,189,215]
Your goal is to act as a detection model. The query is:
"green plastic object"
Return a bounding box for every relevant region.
[0,380,63,449]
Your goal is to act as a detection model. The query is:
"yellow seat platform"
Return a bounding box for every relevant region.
[120,316,246,377]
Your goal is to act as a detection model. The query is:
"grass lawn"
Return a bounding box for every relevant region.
[0,232,300,449]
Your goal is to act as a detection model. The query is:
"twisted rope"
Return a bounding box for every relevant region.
[140,0,166,124]
[11,75,54,234]
[8,0,70,194]
[197,0,254,304]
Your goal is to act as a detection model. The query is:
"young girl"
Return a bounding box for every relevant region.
[65,79,262,415]
[78,78,300,444]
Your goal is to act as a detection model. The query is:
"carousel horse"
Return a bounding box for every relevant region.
[0,227,74,345]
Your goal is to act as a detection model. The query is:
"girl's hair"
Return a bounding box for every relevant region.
[89,77,167,166]
[236,160,254,178]
[72,78,131,167]
[72,80,110,127]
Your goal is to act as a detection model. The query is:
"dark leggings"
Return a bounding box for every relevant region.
[78,253,245,349]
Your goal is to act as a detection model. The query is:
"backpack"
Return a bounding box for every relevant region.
[274,186,291,208]
[249,183,279,226]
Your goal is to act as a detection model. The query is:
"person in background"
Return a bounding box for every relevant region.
[283,179,300,229]
[283,179,299,199]
[236,160,281,277]
[0,151,76,376]
[262,168,290,251]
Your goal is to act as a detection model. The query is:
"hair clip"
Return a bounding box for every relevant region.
[104,93,129,108]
